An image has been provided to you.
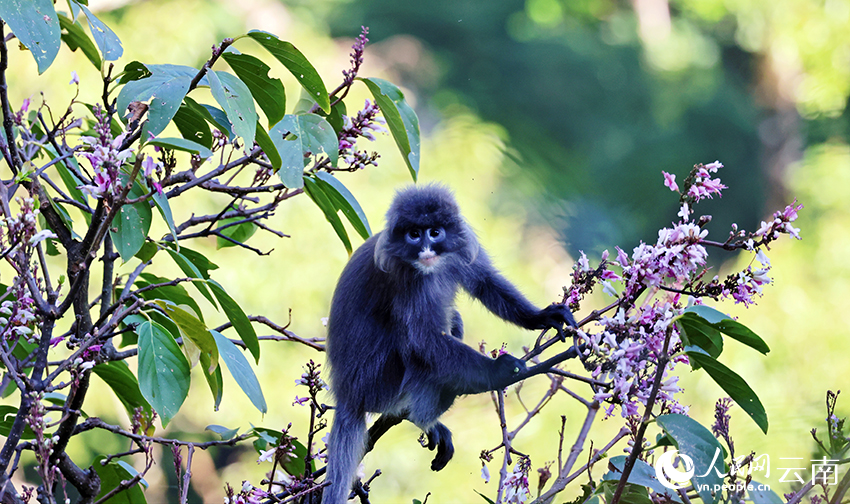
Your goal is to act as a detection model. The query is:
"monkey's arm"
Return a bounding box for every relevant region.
[461,251,576,330]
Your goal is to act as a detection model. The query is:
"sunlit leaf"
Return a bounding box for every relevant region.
[0,0,61,73]
[78,3,122,61]
[212,330,266,414]
[136,320,191,426]
[247,31,330,113]
[360,77,420,180]
[222,51,286,126]
[207,70,257,149]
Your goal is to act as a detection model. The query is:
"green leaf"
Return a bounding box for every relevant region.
[116,64,195,138]
[58,14,100,69]
[162,244,218,279]
[119,60,151,84]
[748,482,783,504]
[303,176,351,253]
[326,100,347,135]
[91,360,154,426]
[200,350,223,410]
[165,249,217,307]
[0,405,35,439]
[314,172,371,239]
[136,320,191,426]
[78,3,123,61]
[207,280,260,363]
[134,273,203,323]
[269,114,338,188]
[685,348,769,434]
[247,31,330,113]
[147,137,213,159]
[206,424,240,440]
[656,414,726,504]
[0,0,61,74]
[207,70,257,149]
[222,52,286,126]
[154,300,219,373]
[684,306,770,355]
[172,103,213,149]
[255,121,281,172]
[215,206,258,249]
[110,174,152,262]
[602,456,681,500]
[676,312,723,364]
[600,482,653,504]
[360,77,420,180]
[474,491,497,504]
[212,330,267,414]
[150,186,178,244]
[93,456,147,504]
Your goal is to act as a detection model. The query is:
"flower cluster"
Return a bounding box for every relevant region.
[25,392,60,487]
[343,26,369,86]
[665,161,727,203]
[338,100,386,170]
[0,287,38,343]
[223,481,269,504]
[78,106,132,199]
[566,161,804,420]
[293,360,327,407]
[503,456,531,503]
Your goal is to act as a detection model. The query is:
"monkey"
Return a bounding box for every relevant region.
[321,184,576,504]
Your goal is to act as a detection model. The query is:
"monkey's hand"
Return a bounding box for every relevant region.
[534,303,577,332]
[491,353,527,390]
[425,423,454,471]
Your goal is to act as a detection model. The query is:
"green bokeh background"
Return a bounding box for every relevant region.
[3,0,849,501]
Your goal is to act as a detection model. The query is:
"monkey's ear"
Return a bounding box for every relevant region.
[461,220,480,264]
[374,231,391,272]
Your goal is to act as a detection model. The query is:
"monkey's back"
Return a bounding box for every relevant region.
[326,233,407,414]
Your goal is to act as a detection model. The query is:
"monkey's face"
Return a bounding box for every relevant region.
[390,223,465,274]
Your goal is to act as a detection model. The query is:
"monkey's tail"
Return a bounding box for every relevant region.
[322,406,366,504]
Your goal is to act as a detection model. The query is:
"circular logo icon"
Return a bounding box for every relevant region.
[655,450,695,490]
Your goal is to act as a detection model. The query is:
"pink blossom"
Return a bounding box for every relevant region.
[662,171,679,192]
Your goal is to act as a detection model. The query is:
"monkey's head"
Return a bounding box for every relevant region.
[374,184,478,274]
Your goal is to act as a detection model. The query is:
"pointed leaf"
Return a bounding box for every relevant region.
[656,414,726,504]
[247,31,329,113]
[134,273,203,323]
[676,312,723,363]
[136,320,191,426]
[269,114,337,188]
[212,330,266,414]
[172,103,213,148]
[147,137,213,159]
[58,14,100,69]
[303,176,351,253]
[314,172,371,239]
[154,300,219,373]
[207,70,257,149]
[110,175,152,261]
[116,64,195,137]
[93,456,147,504]
[92,360,154,427]
[360,77,420,180]
[684,306,770,355]
[78,3,122,61]
[200,350,223,410]
[685,348,768,434]
[0,0,61,74]
[222,52,286,126]
[165,249,217,307]
[162,243,218,279]
[150,186,178,244]
[206,424,240,440]
[255,121,281,172]
[207,280,259,363]
[215,205,258,249]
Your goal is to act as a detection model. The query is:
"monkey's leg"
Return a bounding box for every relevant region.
[425,422,454,471]
[365,414,405,453]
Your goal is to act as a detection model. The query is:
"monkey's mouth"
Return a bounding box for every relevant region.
[416,250,441,271]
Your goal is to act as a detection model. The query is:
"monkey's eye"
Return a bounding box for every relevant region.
[427,227,446,243]
[405,229,422,245]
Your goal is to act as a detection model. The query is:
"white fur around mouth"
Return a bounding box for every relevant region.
[415,249,440,272]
